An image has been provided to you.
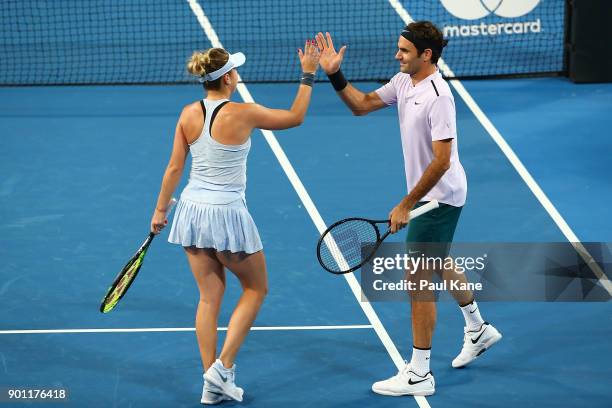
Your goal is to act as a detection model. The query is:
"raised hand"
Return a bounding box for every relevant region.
[315,32,347,75]
[298,40,321,74]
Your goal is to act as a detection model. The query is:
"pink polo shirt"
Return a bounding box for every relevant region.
[375,70,467,207]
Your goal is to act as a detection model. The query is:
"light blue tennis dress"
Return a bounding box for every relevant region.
[168,98,263,254]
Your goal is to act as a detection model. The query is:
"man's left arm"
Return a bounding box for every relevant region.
[388,140,451,233]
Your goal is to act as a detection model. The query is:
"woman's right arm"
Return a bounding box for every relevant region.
[150,108,190,234]
[244,41,320,130]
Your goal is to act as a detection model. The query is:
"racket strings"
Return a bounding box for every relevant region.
[319,220,379,273]
[114,261,139,295]
[101,256,143,312]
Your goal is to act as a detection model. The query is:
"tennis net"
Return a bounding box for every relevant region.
[0,0,567,85]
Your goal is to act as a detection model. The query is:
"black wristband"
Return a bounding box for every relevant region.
[327,69,348,92]
[300,72,315,87]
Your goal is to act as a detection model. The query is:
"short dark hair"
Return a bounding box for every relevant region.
[404,21,448,64]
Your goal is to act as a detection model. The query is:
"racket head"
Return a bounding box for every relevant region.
[99,233,154,313]
[317,218,388,274]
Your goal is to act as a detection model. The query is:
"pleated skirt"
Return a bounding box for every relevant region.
[168,197,263,254]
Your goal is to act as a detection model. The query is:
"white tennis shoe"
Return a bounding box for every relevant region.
[372,362,435,396]
[200,375,231,405]
[204,359,244,402]
[452,322,502,368]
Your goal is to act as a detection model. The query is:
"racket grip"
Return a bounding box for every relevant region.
[409,199,439,219]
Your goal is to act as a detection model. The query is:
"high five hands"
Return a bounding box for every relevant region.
[315,32,347,75]
[298,40,321,74]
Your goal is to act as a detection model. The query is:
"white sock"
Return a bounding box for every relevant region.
[409,347,431,376]
[460,300,485,331]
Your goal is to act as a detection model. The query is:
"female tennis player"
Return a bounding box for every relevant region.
[149,42,320,404]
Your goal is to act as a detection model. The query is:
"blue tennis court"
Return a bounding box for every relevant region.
[1,1,611,407]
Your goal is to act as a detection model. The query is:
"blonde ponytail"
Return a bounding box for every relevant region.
[187,48,229,80]
[187,51,210,77]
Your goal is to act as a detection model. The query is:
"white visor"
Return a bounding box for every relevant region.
[201,52,246,82]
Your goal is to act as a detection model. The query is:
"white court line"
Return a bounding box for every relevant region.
[387,0,612,297]
[185,0,422,406]
[0,325,373,335]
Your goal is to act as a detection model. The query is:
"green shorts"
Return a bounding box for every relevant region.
[406,201,463,257]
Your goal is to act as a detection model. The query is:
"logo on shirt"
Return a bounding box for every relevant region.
[440,0,540,20]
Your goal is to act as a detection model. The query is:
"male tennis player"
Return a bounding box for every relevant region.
[316,22,502,396]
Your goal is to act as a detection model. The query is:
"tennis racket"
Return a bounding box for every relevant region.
[99,197,177,313]
[317,200,439,274]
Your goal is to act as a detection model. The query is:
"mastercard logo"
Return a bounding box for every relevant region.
[440,0,541,20]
